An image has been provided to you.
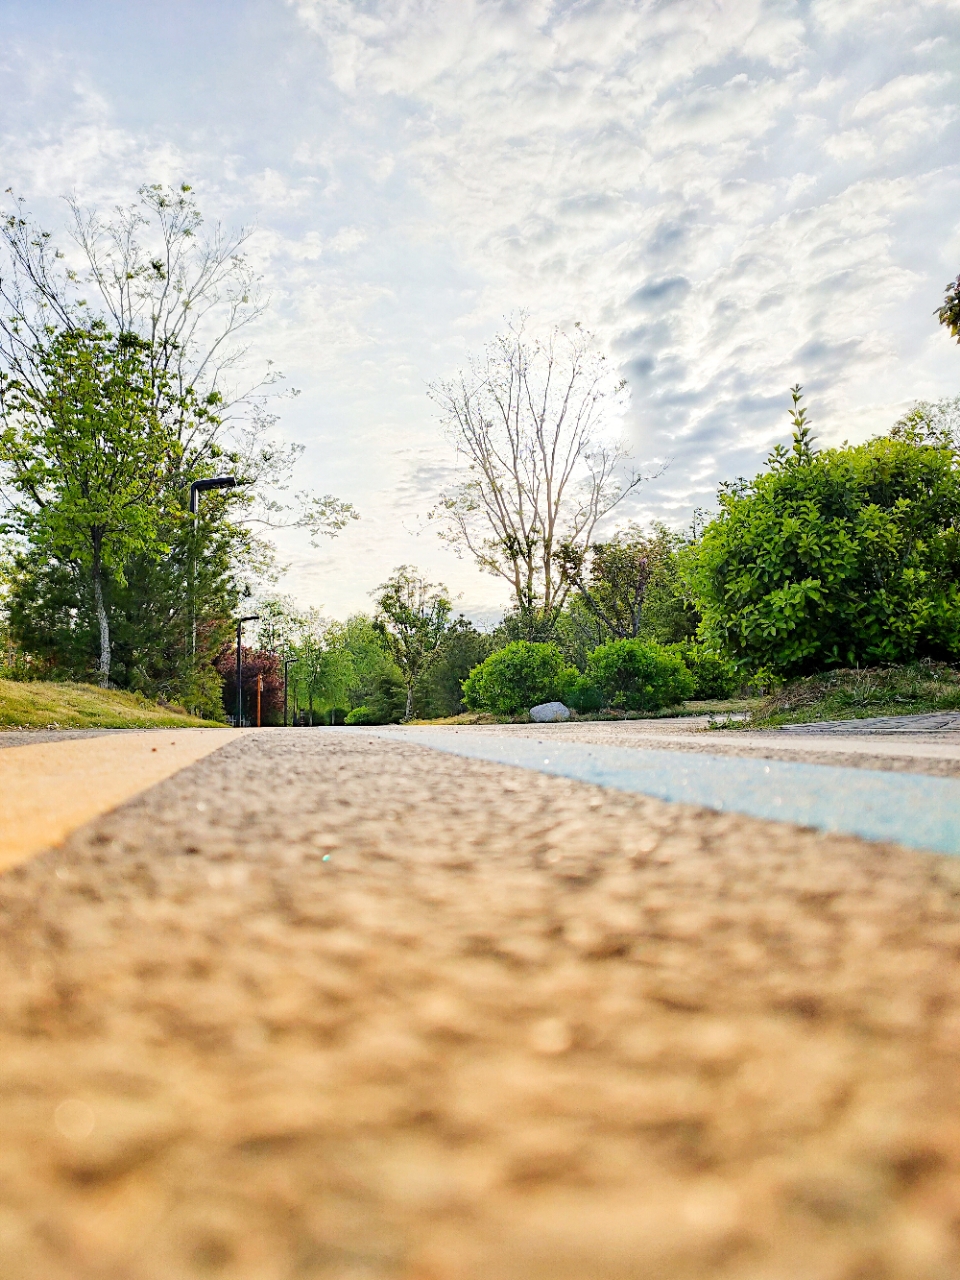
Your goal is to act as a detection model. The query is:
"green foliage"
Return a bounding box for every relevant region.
[554,593,610,669]
[584,639,694,712]
[683,391,960,674]
[938,271,960,344]
[3,503,238,716]
[639,531,701,644]
[564,673,605,713]
[890,397,960,450]
[344,668,406,725]
[462,641,574,716]
[373,566,451,720]
[558,524,669,639]
[0,324,186,683]
[664,642,738,700]
[412,617,494,719]
[345,705,377,725]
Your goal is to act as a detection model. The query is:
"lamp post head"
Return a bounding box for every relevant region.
[190,475,238,515]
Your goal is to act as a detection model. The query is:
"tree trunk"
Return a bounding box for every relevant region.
[92,556,111,687]
[404,685,413,722]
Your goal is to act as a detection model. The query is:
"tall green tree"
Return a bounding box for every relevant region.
[373,566,451,720]
[0,185,357,700]
[0,324,185,684]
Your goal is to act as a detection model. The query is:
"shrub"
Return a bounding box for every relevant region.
[682,425,960,674]
[564,673,605,713]
[664,643,738,700]
[585,639,694,712]
[462,641,573,716]
[344,705,377,725]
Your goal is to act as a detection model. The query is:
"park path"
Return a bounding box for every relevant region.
[2,728,960,1279]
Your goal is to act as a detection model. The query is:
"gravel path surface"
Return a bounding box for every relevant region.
[3,730,960,1279]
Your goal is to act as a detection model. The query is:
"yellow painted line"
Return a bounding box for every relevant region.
[0,729,243,873]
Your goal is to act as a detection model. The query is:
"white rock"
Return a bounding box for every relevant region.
[530,701,571,723]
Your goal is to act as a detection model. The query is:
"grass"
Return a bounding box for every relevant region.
[0,678,222,730]
[742,662,960,729]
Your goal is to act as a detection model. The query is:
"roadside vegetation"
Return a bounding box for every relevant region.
[1,200,958,732]
[747,663,960,729]
[0,678,217,729]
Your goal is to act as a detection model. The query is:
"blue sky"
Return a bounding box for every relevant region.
[2,0,959,621]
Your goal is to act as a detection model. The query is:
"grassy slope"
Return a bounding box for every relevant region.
[0,679,221,729]
[744,663,960,729]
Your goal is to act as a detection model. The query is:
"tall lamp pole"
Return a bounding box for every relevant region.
[189,476,238,662]
[283,657,298,727]
[235,614,259,726]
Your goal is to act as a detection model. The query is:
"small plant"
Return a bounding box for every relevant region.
[462,641,574,716]
[585,639,694,713]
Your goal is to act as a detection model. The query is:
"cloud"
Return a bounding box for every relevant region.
[1,0,959,619]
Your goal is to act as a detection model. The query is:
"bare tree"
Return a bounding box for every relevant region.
[430,319,649,631]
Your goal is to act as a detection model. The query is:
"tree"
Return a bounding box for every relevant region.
[430,319,647,635]
[215,646,282,725]
[412,616,494,718]
[0,186,357,693]
[372,566,451,720]
[558,523,683,640]
[683,390,960,674]
[0,324,179,684]
[890,397,960,450]
[938,271,960,344]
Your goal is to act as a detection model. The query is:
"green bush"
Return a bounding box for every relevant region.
[664,643,738,700]
[462,641,574,716]
[564,673,605,713]
[683,431,960,674]
[344,705,376,725]
[585,639,694,712]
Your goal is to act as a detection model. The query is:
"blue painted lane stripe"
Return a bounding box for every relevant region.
[377,729,960,856]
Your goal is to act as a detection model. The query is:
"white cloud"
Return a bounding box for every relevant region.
[1,0,959,618]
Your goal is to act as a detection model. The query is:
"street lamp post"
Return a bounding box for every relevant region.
[235,614,259,727]
[189,476,238,662]
[283,657,298,727]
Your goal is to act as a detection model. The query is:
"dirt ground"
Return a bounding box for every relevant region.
[3,730,960,1279]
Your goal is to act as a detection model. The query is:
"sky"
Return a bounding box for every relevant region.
[1,0,959,623]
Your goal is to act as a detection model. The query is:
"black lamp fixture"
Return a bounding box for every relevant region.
[190,475,238,516]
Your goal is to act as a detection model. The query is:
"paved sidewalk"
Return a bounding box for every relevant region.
[778,712,960,734]
[2,730,960,1279]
